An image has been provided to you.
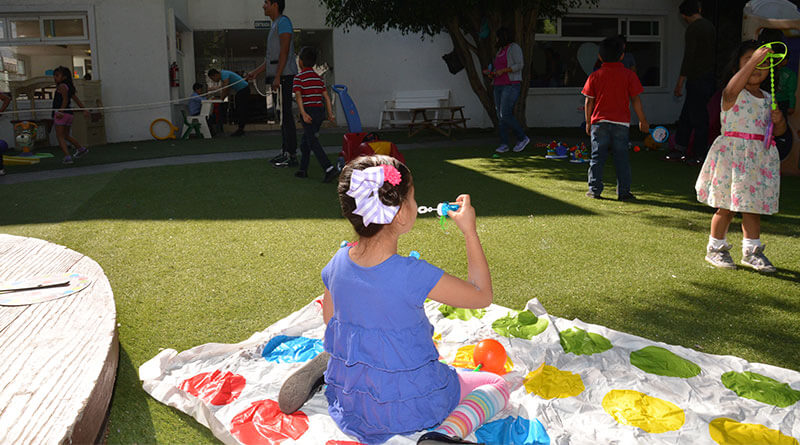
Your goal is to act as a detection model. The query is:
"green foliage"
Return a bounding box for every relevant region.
[320,0,596,35]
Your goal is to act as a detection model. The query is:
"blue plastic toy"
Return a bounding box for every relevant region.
[409,251,421,260]
[418,202,461,230]
[332,85,362,133]
[649,126,669,144]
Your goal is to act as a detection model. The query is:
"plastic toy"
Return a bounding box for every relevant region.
[756,41,788,148]
[13,121,38,155]
[332,84,362,133]
[472,339,507,375]
[418,202,461,230]
[2,155,40,166]
[650,126,669,144]
[633,146,641,152]
[409,251,420,260]
[150,118,179,140]
[569,142,589,164]
[545,141,569,159]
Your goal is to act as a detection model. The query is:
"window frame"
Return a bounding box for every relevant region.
[0,14,88,43]
[530,14,665,93]
[41,15,89,41]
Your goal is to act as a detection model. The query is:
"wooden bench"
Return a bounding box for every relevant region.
[379,90,457,130]
[407,106,469,137]
[0,234,118,444]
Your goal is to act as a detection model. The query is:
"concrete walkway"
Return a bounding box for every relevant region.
[0,138,495,185]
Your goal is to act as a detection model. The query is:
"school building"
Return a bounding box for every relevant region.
[0,0,766,144]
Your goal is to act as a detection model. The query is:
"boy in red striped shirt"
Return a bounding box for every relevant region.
[293,46,337,182]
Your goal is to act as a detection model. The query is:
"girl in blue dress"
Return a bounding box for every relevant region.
[321,155,509,444]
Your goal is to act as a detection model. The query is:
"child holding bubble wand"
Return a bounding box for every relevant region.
[695,41,786,272]
[281,155,509,445]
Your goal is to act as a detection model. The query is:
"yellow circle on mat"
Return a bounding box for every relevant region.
[450,344,514,373]
[709,417,799,445]
[602,389,685,434]
[524,363,585,399]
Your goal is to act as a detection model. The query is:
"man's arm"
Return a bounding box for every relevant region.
[676,26,695,96]
[245,62,266,81]
[272,32,293,88]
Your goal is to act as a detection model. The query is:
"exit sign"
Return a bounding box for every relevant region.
[254,20,270,29]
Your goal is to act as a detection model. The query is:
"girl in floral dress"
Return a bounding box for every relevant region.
[696,41,787,272]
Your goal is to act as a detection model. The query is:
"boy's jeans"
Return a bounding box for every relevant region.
[588,122,631,197]
[493,84,526,146]
[299,107,332,172]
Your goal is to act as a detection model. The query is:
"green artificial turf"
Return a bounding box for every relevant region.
[1,142,799,444]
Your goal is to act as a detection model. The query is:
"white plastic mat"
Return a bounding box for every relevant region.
[140,298,800,444]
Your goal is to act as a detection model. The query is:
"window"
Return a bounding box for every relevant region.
[10,19,41,39]
[0,15,88,42]
[43,18,86,39]
[532,15,663,88]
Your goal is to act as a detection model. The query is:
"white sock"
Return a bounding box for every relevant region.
[708,236,727,250]
[742,238,761,253]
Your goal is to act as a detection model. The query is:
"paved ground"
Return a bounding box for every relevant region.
[0,138,495,185]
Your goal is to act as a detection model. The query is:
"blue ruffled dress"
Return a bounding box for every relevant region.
[322,246,460,444]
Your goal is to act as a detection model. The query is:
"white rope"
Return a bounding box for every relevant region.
[0,77,251,117]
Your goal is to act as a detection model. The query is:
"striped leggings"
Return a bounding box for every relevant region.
[435,370,510,439]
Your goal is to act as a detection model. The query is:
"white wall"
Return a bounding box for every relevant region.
[187,0,327,30]
[94,0,171,142]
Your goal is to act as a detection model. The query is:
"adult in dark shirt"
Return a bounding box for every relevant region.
[667,0,716,165]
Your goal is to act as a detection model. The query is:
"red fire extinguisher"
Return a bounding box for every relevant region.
[169,62,180,87]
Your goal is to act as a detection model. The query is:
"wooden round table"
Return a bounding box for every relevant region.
[0,234,118,444]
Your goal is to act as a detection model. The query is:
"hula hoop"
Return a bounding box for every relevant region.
[756,41,787,70]
[150,118,179,140]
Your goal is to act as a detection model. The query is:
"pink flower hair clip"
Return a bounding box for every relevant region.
[383,165,402,186]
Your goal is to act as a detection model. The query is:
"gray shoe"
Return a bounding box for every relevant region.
[705,244,736,269]
[741,245,776,273]
[278,350,330,413]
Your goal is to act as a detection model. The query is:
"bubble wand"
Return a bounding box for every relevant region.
[418,202,461,231]
[756,41,788,149]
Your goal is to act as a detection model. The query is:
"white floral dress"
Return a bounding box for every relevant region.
[695,89,780,214]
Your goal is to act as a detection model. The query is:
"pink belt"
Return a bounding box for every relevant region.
[723,131,775,147]
[724,131,764,140]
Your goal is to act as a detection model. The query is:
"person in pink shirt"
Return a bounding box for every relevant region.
[485,28,529,154]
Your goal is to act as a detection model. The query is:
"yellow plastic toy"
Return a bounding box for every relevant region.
[150,118,179,140]
[2,155,40,165]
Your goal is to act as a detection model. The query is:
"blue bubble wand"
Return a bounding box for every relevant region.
[418,202,461,231]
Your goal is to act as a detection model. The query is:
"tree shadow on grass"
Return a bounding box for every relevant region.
[589,280,800,371]
[0,148,594,225]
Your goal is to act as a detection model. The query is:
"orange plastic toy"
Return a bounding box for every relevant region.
[473,339,507,375]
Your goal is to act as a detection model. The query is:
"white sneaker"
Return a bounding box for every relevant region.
[0,169,6,176]
[705,244,736,269]
[741,245,776,273]
[495,145,510,153]
[513,137,530,152]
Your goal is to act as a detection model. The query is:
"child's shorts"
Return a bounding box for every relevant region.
[54,112,74,126]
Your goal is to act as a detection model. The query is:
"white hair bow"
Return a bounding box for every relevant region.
[346,166,399,226]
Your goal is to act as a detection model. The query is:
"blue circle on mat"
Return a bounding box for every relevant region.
[475,416,550,445]
[261,335,324,364]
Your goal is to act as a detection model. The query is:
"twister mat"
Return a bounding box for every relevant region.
[140,298,800,444]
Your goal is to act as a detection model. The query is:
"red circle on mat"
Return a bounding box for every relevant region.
[179,370,246,406]
[230,399,309,445]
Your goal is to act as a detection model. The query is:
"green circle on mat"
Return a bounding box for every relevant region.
[559,327,612,355]
[630,346,701,378]
[439,304,486,321]
[492,310,548,339]
[721,371,800,408]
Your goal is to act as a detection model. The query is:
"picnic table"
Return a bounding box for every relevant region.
[407,105,468,137]
[0,234,118,444]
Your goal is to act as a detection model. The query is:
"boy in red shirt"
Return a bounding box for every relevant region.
[293,46,337,182]
[582,36,649,201]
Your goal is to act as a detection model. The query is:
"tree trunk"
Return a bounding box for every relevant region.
[446,17,498,127]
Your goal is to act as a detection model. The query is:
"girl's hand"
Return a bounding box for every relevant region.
[301,111,312,124]
[447,194,477,235]
[328,113,336,123]
[772,108,787,135]
[751,46,772,68]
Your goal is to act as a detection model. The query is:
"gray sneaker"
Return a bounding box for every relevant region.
[741,245,776,273]
[705,243,736,269]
